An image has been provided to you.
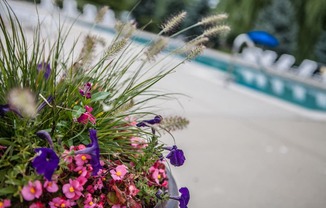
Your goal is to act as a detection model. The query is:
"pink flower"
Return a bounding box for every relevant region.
[97,202,104,208]
[110,165,128,181]
[21,180,43,201]
[77,106,96,125]
[152,169,162,185]
[84,193,96,208]
[94,178,104,190]
[124,116,137,126]
[128,184,140,197]
[76,175,88,186]
[74,166,90,178]
[62,147,75,164]
[79,82,92,99]
[29,202,45,208]
[86,185,95,194]
[77,144,86,150]
[130,137,148,149]
[62,179,83,200]
[149,161,168,187]
[161,180,168,188]
[44,180,59,193]
[0,199,11,208]
[74,154,91,166]
[49,197,76,208]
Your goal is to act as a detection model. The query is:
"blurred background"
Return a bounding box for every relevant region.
[4,0,326,207]
[23,0,326,65]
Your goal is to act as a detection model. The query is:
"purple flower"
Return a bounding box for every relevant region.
[170,187,190,208]
[0,104,10,117]
[37,62,51,79]
[0,95,53,118]
[75,129,102,175]
[79,82,92,99]
[136,115,162,127]
[37,96,53,112]
[36,130,54,149]
[155,189,164,200]
[0,103,23,117]
[32,148,59,181]
[164,145,186,167]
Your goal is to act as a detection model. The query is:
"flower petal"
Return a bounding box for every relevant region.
[32,148,59,181]
[75,129,102,175]
[166,145,186,167]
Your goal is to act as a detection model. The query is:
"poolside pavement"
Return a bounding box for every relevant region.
[156,61,326,208]
[5,1,326,207]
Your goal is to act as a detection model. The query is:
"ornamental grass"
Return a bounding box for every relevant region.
[0,1,229,207]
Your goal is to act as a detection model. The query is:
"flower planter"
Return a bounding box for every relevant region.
[0,1,228,207]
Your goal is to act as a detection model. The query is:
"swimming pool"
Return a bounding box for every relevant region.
[196,54,326,112]
[80,21,326,113]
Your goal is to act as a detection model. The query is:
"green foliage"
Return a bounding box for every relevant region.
[182,0,211,38]
[131,0,190,33]
[217,0,326,62]
[315,30,326,65]
[290,0,326,62]
[254,0,298,55]
[131,0,160,32]
[216,0,271,44]
[0,0,229,205]
[0,0,173,204]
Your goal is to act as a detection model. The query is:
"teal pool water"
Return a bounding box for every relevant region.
[174,49,325,112]
[233,66,326,111]
[195,55,326,111]
[87,22,326,112]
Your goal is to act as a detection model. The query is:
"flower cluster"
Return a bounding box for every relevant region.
[0,79,189,207]
[0,0,229,207]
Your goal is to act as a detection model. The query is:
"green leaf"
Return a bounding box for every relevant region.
[91,91,110,102]
[10,155,21,161]
[80,134,90,145]
[72,105,84,118]
[57,121,69,128]
[0,186,16,196]
[0,138,13,146]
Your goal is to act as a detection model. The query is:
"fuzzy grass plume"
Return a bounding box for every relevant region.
[200,13,229,25]
[161,11,187,34]
[160,116,190,132]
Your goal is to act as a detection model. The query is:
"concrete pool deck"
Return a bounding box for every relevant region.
[156,61,326,208]
[5,1,326,207]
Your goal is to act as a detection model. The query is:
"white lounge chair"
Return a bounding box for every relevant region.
[232,33,255,54]
[83,4,97,22]
[295,59,318,78]
[240,47,263,64]
[319,66,326,83]
[259,50,278,68]
[273,54,295,72]
[63,0,80,17]
[40,0,55,10]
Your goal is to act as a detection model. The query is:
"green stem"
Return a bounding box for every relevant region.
[169,23,201,38]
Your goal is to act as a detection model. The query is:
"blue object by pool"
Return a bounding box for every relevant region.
[247,31,279,47]
[76,20,326,112]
